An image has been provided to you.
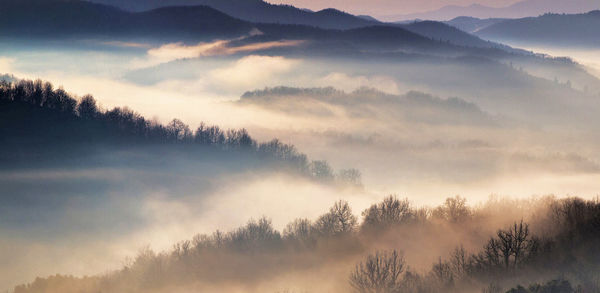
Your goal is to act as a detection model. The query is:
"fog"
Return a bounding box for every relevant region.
[514,45,600,79]
[1,167,374,290]
[2,35,600,292]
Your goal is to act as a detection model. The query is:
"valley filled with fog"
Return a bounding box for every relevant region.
[3,38,600,197]
[1,1,600,292]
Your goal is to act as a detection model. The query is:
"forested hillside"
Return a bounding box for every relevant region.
[13,195,600,293]
[0,78,360,185]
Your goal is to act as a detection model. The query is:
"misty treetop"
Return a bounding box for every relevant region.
[240,86,496,126]
[0,78,361,186]
[13,195,600,293]
[0,73,16,83]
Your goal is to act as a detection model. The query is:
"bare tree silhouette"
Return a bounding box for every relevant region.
[350,250,405,293]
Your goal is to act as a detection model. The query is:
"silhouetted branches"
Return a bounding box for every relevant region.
[11,193,600,293]
[361,196,414,232]
[349,250,405,293]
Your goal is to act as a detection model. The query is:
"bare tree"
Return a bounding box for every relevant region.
[332,200,358,233]
[496,220,531,269]
[497,229,513,269]
[510,220,530,268]
[449,245,469,278]
[309,160,335,181]
[283,218,315,248]
[474,221,532,272]
[433,196,471,223]
[350,250,405,293]
[77,95,98,119]
[431,257,454,288]
[475,237,501,270]
[337,168,363,186]
[314,200,357,236]
[362,196,413,231]
[167,119,192,142]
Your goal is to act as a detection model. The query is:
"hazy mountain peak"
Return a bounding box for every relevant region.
[476,10,600,48]
[386,0,600,21]
[86,0,378,29]
[315,8,347,15]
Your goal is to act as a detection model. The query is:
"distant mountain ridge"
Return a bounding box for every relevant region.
[0,0,253,41]
[445,16,508,33]
[0,0,527,58]
[398,21,520,52]
[387,0,599,21]
[87,0,378,29]
[82,0,558,53]
[239,86,496,127]
[475,10,600,48]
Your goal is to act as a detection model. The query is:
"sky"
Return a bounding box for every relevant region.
[267,0,521,15]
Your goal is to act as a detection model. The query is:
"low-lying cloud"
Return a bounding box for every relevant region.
[137,39,305,68]
[4,42,600,291]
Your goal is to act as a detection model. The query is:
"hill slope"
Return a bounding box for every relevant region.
[445,16,508,33]
[0,0,481,57]
[88,0,378,29]
[0,77,356,184]
[398,20,518,51]
[0,0,254,41]
[476,10,600,48]
[387,0,598,21]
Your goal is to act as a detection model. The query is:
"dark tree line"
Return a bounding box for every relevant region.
[505,279,580,293]
[7,195,520,293]
[12,196,600,293]
[0,78,361,185]
[349,197,600,293]
[350,250,405,293]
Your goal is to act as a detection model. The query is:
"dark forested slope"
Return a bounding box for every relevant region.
[476,11,600,47]
[0,78,360,184]
[0,0,253,41]
[87,0,378,30]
